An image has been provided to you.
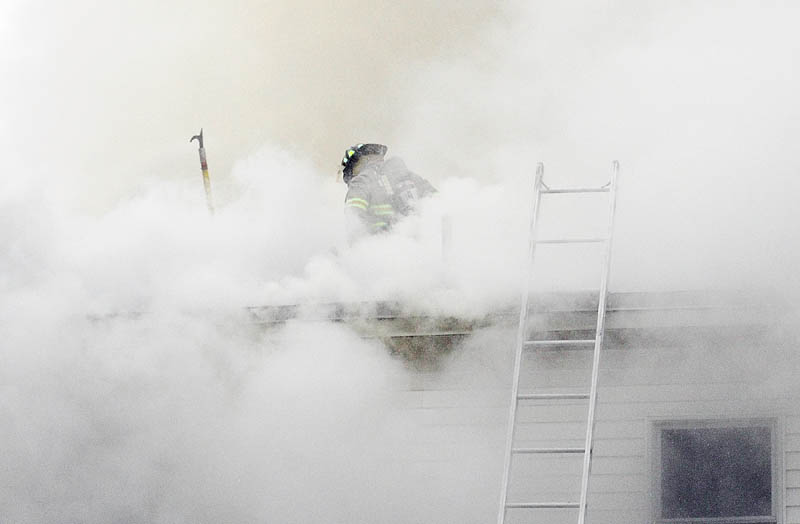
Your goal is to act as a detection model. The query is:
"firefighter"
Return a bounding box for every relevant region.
[340,143,436,241]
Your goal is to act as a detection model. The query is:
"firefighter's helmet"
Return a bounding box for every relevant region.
[340,143,387,183]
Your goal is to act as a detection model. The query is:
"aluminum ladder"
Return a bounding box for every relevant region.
[496,161,620,524]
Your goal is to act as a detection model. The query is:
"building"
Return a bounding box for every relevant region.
[251,289,800,524]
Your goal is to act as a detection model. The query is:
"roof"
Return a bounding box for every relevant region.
[245,290,788,369]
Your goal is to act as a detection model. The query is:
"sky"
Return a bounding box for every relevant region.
[2,1,800,522]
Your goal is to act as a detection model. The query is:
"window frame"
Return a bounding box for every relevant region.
[649,417,782,524]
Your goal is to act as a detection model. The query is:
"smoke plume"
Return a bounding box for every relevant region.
[2,1,800,522]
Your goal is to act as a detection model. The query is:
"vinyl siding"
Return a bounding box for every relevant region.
[391,327,799,524]
[787,416,800,523]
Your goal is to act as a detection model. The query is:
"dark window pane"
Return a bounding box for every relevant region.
[661,426,771,518]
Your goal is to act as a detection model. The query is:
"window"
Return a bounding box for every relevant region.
[653,420,778,524]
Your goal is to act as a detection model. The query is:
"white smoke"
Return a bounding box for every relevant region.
[3,1,800,522]
[0,144,515,522]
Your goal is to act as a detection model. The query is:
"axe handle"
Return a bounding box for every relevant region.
[197,146,214,215]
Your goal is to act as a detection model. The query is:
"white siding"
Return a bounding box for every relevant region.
[391,326,800,524]
[787,416,800,523]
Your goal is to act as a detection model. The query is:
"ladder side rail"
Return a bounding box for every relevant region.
[497,163,545,524]
[577,161,620,524]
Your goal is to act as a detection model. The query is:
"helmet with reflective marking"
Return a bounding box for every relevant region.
[340,143,387,183]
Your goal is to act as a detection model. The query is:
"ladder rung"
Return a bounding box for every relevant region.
[541,187,609,194]
[536,237,607,244]
[518,393,589,400]
[506,502,580,509]
[513,447,585,454]
[525,339,596,347]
